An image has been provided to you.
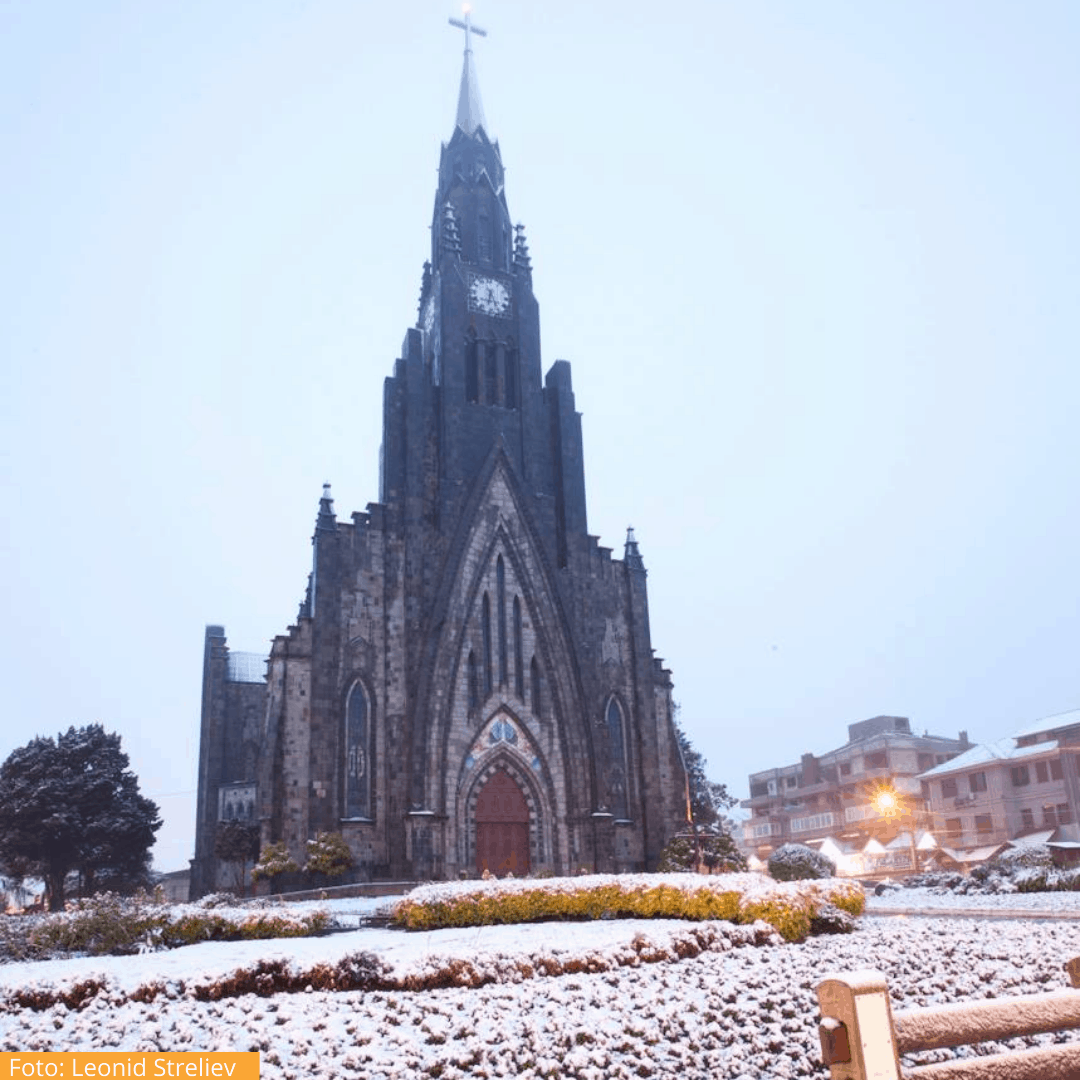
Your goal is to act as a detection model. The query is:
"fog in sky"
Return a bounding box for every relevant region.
[3,2,1078,870]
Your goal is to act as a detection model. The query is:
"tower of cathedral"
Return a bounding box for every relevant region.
[191,16,687,895]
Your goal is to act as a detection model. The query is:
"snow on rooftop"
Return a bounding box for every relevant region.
[1012,707,1080,740]
[920,736,1060,778]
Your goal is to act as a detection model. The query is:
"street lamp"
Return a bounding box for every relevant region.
[871,784,923,876]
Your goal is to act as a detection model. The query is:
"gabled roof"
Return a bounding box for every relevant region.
[1012,707,1080,740]
[919,735,1060,778]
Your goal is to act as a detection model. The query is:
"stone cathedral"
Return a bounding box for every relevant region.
[191,17,687,896]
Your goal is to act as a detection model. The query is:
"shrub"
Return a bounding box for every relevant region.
[251,841,299,884]
[0,892,333,960]
[305,832,353,879]
[767,843,835,881]
[656,833,747,874]
[392,872,863,943]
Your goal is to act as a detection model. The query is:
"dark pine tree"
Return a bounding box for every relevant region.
[213,822,261,895]
[0,725,162,910]
[675,719,736,827]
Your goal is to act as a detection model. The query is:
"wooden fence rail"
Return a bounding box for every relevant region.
[816,956,1080,1079]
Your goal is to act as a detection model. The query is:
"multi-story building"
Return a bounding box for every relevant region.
[741,716,970,865]
[919,708,1080,853]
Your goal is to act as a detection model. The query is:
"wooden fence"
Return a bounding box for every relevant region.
[816,956,1080,1079]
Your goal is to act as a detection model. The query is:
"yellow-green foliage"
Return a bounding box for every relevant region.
[12,895,332,959]
[392,873,862,943]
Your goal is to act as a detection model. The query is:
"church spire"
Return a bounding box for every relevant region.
[624,527,646,573]
[449,6,488,136]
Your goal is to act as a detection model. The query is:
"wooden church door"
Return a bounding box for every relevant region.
[475,768,530,876]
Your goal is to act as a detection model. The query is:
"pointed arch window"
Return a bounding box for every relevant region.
[478,211,491,263]
[465,330,479,403]
[513,596,524,698]
[468,650,479,715]
[504,342,518,409]
[482,593,493,697]
[344,681,372,820]
[605,697,629,820]
[484,341,498,404]
[497,556,507,687]
[530,655,543,718]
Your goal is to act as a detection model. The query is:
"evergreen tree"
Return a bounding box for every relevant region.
[213,822,261,895]
[675,718,736,826]
[0,725,161,911]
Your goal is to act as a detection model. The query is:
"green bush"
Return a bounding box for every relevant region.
[767,843,835,881]
[656,833,747,874]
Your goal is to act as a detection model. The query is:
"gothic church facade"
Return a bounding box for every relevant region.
[191,21,687,896]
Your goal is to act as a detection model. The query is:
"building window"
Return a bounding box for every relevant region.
[975,814,993,834]
[513,596,524,698]
[465,332,479,403]
[468,651,479,715]
[1059,803,1073,825]
[1043,804,1058,827]
[530,655,543,718]
[917,753,934,771]
[1020,808,1035,831]
[496,556,507,687]
[941,778,958,798]
[969,771,987,794]
[945,818,962,838]
[1011,765,1030,787]
[1051,758,1064,781]
[504,345,518,409]
[478,212,491,262]
[865,750,887,770]
[1035,761,1049,784]
[604,697,629,819]
[482,593,493,696]
[839,762,851,776]
[343,681,372,820]
[785,776,797,788]
[484,341,498,404]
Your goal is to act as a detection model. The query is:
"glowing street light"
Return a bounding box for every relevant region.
[870,782,922,875]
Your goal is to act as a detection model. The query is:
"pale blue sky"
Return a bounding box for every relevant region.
[2,2,1078,871]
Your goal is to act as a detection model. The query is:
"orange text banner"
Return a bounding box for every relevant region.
[1,1055,258,1080]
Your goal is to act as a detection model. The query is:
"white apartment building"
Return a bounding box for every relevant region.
[919,708,1080,854]
[741,715,970,864]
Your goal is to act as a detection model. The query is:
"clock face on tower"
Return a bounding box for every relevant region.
[467,274,511,318]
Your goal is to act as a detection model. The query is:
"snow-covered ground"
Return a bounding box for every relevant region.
[3,893,1080,1078]
[865,884,1080,915]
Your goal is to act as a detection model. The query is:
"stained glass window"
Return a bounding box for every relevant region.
[344,682,371,819]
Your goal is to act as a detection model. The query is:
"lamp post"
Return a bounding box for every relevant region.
[871,787,926,876]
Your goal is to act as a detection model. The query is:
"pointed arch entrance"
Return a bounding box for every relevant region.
[475,768,530,875]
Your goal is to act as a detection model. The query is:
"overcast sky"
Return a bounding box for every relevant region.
[3,1,1078,872]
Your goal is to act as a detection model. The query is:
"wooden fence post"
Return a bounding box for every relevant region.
[817,969,902,1080]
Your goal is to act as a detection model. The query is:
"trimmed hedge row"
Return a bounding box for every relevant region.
[392,873,864,942]
[1,893,331,961]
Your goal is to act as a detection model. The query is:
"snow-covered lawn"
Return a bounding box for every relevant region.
[3,892,1080,1078]
[865,884,1080,915]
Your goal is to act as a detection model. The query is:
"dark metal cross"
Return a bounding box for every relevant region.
[449,6,487,52]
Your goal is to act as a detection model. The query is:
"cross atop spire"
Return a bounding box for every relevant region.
[449,6,488,136]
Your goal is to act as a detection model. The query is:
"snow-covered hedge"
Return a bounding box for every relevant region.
[767,843,836,881]
[901,847,1080,895]
[391,872,863,942]
[1,892,331,961]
